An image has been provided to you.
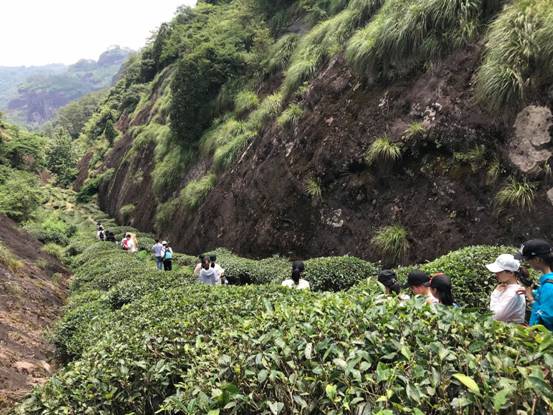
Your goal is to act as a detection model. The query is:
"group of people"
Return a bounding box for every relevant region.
[376,238,553,330]
[96,223,117,243]
[378,270,456,306]
[151,240,174,271]
[96,219,552,331]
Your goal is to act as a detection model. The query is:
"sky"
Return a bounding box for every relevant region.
[0,0,197,67]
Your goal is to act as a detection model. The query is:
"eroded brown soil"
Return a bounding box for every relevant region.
[0,215,69,413]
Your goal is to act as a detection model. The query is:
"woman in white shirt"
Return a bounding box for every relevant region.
[198,256,218,285]
[486,254,526,323]
[282,261,310,290]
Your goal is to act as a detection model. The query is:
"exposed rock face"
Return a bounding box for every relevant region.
[547,188,553,207]
[93,47,553,264]
[509,105,553,174]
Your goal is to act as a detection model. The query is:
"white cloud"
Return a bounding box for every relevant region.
[0,0,196,66]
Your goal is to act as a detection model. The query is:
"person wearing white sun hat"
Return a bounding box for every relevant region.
[486,254,526,324]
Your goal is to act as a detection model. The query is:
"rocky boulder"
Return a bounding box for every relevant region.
[509,105,553,174]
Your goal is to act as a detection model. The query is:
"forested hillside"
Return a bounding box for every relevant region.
[0,46,131,128]
[73,0,553,264]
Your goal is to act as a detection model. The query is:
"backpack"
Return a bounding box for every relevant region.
[164,249,173,260]
[122,238,129,250]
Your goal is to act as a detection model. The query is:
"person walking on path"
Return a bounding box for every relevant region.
[152,239,164,270]
[198,256,218,285]
[121,233,134,252]
[106,231,116,243]
[161,241,173,271]
[96,223,105,240]
[516,239,553,330]
[209,255,226,284]
[130,233,139,253]
[486,254,526,323]
[404,270,439,305]
[282,261,310,290]
[194,255,204,277]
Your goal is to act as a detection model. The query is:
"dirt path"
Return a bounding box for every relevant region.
[0,215,69,413]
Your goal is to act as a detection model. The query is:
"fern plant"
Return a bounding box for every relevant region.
[364,136,401,165]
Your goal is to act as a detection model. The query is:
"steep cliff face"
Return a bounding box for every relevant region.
[77,0,553,264]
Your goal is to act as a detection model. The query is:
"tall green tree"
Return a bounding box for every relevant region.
[46,129,78,187]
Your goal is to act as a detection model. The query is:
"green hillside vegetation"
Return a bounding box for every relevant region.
[14,195,553,414]
[0,117,46,221]
[71,0,553,240]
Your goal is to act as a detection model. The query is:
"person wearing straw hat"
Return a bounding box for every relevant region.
[486,254,526,323]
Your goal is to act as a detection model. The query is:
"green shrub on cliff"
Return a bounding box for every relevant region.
[371,225,410,263]
[495,179,536,212]
[76,168,114,203]
[346,0,503,77]
[180,173,217,210]
[476,0,553,111]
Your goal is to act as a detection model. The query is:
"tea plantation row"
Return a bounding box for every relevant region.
[15,223,553,413]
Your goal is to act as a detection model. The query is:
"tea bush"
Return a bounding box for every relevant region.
[20,204,553,414]
[106,270,192,309]
[204,248,289,285]
[51,290,110,362]
[173,253,198,267]
[304,255,379,291]
[20,283,553,414]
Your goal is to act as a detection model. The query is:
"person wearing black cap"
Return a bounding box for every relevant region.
[427,273,457,307]
[282,261,310,290]
[378,270,410,301]
[404,270,439,305]
[516,239,553,330]
[378,270,401,295]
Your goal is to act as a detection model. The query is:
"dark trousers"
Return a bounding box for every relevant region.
[163,259,172,271]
